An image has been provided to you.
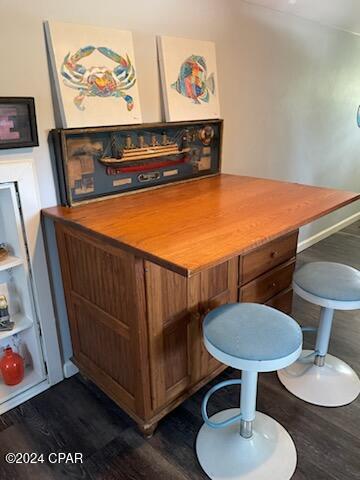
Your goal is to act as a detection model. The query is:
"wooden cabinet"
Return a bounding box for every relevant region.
[144,259,237,411]
[53,221,297,435]
[43,174,359,435]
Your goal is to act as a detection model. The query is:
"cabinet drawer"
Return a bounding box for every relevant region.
[239,260,295,304]
[239,231,298,285]
[265,288,293,314]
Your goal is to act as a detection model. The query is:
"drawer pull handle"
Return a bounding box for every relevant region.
[270,251,279,258]
[271,282,277,288]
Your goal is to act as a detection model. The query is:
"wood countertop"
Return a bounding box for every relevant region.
[42,174,360,276]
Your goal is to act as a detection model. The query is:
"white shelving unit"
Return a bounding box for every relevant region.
[0,182,45,412]
[0,160,63,414]
[0,313,32,341]
[0,368,44,405]
[0,256,23,272]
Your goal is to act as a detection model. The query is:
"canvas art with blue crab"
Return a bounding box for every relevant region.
[171,55,215,104]
[61,46,136,111]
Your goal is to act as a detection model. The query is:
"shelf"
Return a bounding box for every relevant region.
[0,255,23,272]
[0,172,51,414]
[0,314,33,341]
[0,367,45,405]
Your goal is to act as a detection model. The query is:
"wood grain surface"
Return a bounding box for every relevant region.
[43,174,359,276]
[1,222,359,480]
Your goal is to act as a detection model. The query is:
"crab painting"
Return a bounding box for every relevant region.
[60,46,136,111]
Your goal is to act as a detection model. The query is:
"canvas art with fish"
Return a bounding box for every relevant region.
[158,36,220,122]
[171,55,215,104]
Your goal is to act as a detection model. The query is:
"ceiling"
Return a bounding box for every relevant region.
[243,0,360,35]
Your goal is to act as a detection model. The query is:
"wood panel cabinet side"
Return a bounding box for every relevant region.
[187,272,202,385]
[131,257,152,420]
[187,257,238,384]
[54,222,81,358]
[144,261,168,410]
[54,222,150,420]
[144,260,189,411]
[227,257,239,303]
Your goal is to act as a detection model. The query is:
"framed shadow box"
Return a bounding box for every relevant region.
[0,97,39,149]
[50,119,223,206]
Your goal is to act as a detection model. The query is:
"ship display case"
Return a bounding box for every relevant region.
[50,119,223,206]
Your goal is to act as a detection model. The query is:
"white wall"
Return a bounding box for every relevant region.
[245,0,360,35]
[0,0,358,234]
[224,1,360,241]
[1,0,358,369]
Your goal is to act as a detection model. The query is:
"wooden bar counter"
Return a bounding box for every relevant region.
[42,174,359,436]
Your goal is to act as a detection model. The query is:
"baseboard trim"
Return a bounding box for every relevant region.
[63,360,79,378]
[297,211,360,253]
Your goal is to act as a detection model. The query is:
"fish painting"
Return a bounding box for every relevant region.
[171,55,215,104]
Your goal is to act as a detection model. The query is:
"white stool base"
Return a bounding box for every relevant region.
[196,409,297,480]
[277,350,360,407]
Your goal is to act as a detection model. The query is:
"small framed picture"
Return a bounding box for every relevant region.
[0,97,39,149]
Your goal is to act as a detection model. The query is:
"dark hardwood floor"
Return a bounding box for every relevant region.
[0,222,359,480]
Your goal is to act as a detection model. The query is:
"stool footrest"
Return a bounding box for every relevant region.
[201,379,242,429]
[301,326,318,333]
[298,349,318,363]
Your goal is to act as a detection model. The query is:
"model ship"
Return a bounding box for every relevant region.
[99,131,191,167]
[51,119,222,206]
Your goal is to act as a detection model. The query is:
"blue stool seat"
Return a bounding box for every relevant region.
[294,262,360,309]
[295,261,360,301]
[196,302,301,479]
[203,303,302,372]
[278,261,360,408]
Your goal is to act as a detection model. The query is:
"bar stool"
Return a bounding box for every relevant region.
[278,261,360,407]
[196,303,303,480]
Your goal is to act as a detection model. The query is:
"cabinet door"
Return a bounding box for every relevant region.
[188,258,238,384]
[55,223,148,415]
[145,261,190,411]
[145,258,238,411]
